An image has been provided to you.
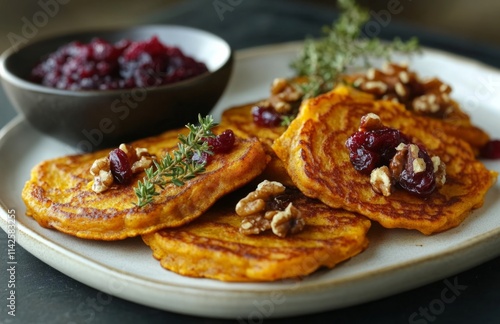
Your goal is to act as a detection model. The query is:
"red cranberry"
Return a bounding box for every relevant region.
[213,130,236,153]
[345,127,410,174]
[108,148,133,184]
[251,106,283,127]
[396,147,436,196]
[480,140,500,159]
[193,130,236,165]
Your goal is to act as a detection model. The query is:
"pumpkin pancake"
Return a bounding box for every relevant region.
[142,185,370,282]
[272,86,498,235]
[220,102,293,186]
[22,127,268,240]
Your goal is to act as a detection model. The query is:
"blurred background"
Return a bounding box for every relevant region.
[0,0,499,123]
[0,0,499,53]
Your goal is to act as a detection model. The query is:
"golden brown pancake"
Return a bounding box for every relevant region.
[272,86,498,235]
[434,99,490,153]
[220,102,293,186]
[22,127,268,240]
[142,186,370,282]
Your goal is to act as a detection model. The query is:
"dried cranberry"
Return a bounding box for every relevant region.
[480,140,500,159]
[345,127,410,174]
[396,147,436,196]
[213,130,236,153]
[108,148,133,184]
[251,106,283,127]
[204,130,235,154]
[267,188,301,211]
[193,130,236,165]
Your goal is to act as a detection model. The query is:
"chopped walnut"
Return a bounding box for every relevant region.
[235,180,285,216]
[119,144,156,173]
[412,92,451,115]
[370,166,393,196]
[387,143,447,195]
[352,63,455,118]
[92,169,114,193]
[432,156,447,188]
[240,215,271,235]
[360,81,388,96]
[236,181,305,237]
[270,203,305,237]
[259,78,303,114]
[90,144,155,193]
[90,156,109,176]
[390,143,427,178]
[408,144,426,173]
[390,144,407,180]
[90,157,114,193]
[359,113,383,132]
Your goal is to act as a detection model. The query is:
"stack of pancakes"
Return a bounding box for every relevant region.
[22,76,497,282]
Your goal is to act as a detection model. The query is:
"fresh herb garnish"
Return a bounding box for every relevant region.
[280,115,296,127]
[134,115,217,207]
[291,0,419,98]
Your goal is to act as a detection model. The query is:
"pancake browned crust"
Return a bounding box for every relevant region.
[220,102,293,186]
[22,127,268,240]
[142,187,370,282]
[272,86,498,235]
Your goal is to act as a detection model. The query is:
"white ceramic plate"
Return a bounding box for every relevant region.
[1,42,499,319]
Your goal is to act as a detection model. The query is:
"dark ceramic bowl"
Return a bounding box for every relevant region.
[0,25,233,152]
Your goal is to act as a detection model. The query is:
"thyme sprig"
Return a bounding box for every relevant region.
[134,115,217,207]
[291,0,420,98]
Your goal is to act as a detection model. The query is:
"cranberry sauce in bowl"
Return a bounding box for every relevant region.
[0,25,233,152]
[30,36,209,91]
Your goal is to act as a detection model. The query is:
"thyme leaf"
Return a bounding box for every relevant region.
[134,115,217,207]
[291,0,420,98]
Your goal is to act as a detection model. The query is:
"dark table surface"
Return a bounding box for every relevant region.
[1,1,500,323]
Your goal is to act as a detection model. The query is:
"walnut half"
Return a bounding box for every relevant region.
[236,181,305,237]
[90,157,113,193]
[258,78,303,114]
[270,203,305,238]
